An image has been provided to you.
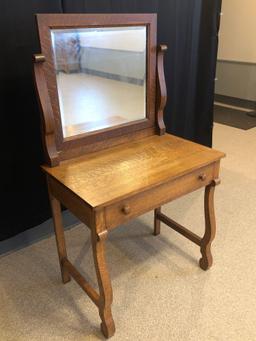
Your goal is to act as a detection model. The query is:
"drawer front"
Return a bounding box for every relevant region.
[105,162,219,229]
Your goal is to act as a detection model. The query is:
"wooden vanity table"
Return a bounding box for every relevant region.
[34,13,225,338]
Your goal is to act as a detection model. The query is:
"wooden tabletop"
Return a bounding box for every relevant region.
[42,134,225,208]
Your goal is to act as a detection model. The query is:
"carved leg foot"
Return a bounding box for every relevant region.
[100,309,115,338]
[92,211,115,338]
[154,207,161,236]
[48,178,71,283]
[199,180,219,271]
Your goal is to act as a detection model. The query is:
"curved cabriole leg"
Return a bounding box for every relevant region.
[91,211,115,338]
[200,179,220,270]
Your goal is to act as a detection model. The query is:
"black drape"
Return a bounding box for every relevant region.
[0,0,221,241]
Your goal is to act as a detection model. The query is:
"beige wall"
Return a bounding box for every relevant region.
[218,0,256,63]
[216,0,256,101]
[79,27,146,52]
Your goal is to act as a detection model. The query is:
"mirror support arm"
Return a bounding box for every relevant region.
[33,54,59,167]
[156,44,167,136]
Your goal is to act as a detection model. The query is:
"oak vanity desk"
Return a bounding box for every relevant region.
[34,13,225,338]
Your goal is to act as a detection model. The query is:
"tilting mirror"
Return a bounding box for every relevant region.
[50,26,147,138]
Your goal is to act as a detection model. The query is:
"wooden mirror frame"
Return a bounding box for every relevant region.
[33,14,167,166]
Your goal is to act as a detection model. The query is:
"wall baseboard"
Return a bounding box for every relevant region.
[215,94,256,110]
[82,68,144,86]
[217,59,256,66]
[0,211,78,257]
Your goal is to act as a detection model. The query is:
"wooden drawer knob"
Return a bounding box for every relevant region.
[122,204,131,215]
[198,173,207,181]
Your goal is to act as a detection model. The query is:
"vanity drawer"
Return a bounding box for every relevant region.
[105,162,219,229]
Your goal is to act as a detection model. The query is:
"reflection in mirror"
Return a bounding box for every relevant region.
[50,26,147,138]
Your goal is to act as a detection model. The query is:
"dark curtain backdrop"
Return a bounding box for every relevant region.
[0,0,222,241]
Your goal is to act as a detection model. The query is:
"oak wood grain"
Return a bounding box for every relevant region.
[43,134,225,209]
[104,162,218,229]
[47,175,92,227]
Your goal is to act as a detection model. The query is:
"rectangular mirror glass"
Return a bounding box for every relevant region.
[50,26,147,138]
